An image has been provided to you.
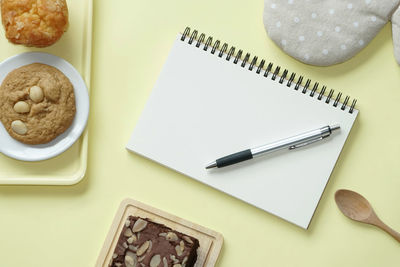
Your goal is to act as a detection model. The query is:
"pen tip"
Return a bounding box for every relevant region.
[205,161,217,169]
[330,124,340,132]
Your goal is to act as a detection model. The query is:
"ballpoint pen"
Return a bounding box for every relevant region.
[205,124,340,169]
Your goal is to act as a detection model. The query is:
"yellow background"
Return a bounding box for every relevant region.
[1,0,400,266]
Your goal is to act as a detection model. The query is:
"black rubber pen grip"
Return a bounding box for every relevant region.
[216,149,253,168]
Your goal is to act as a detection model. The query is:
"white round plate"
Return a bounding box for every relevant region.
[0,52,89,161]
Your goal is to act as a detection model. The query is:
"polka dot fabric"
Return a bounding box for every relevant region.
[264,0,400,66]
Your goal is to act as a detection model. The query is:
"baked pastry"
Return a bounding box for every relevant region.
[0,63,76,145]
[1,0,69,47]
[111,216,200,267]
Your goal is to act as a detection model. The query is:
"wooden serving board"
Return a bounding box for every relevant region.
[96,199,223,267]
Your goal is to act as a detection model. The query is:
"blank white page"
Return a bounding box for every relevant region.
[127,34,358,229]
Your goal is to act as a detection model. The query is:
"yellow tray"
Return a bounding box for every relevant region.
[0,0,93,185]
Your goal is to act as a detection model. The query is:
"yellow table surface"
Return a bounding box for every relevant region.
[0,0,399,266]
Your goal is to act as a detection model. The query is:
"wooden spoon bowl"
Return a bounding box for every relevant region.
[335,189,400,243]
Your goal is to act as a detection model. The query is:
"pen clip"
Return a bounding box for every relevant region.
[289,137,324,150]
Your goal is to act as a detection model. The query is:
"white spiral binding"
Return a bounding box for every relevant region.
[181,27,357,114]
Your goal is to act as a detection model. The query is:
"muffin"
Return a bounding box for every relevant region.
[0,63,76,145]
[1,0,69,47]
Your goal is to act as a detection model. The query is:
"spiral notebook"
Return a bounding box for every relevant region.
[127,27,359,229]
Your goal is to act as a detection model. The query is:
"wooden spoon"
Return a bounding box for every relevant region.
[335,189,400,242]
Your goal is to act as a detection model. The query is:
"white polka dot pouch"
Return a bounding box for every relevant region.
[264,0,400,66]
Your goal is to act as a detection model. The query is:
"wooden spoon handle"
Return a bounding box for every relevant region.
[376,220,400,243]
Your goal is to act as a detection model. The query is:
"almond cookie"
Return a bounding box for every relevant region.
[1,0,69,47]
[0,63,76,145]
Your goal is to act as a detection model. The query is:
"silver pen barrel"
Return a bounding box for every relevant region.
[251,125,339,157]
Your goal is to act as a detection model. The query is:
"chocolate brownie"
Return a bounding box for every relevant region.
[110,216,200,267]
